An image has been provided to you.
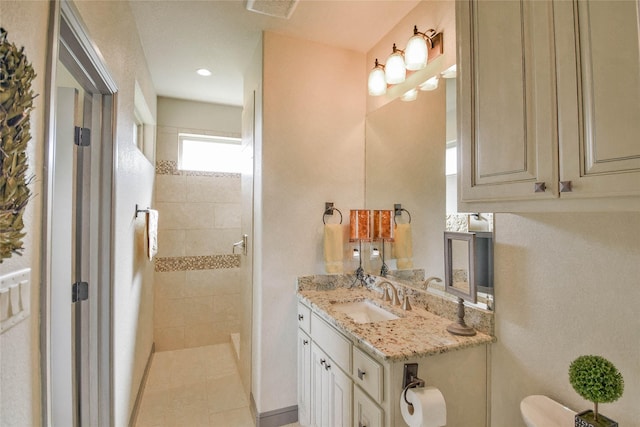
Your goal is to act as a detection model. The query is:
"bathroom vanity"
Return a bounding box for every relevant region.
[296,276,494,427]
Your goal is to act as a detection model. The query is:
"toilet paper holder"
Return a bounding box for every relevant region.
[402,363,426,407]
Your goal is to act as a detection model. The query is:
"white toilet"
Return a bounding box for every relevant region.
[520,395,576,427]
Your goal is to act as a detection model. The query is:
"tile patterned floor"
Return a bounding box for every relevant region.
[135,343,255,427]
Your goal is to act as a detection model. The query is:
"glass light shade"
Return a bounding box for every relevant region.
[368,65,387,96]
[441,64,457,79]
[401,88,418,102]
[385,51,406,84]
[405,35,428,71]
[419,76,439,91]
[349,210,371,242]
[372,210,394,241]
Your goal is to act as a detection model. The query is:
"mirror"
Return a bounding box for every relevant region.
[444,231,477,303]
[364,74,495,310]
[444,231,477,336]
[364,78,446,279]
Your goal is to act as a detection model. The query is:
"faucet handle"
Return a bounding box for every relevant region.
[402,295,412,311]
[390,286,401,306]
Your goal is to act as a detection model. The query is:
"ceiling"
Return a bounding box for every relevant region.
[130,0,420,107]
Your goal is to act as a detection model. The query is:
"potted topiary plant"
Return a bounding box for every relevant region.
[569,355,624,427]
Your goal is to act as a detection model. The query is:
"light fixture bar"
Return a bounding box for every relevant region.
[367,25,444,97]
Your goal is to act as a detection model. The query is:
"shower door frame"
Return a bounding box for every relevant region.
[42,1,117,425]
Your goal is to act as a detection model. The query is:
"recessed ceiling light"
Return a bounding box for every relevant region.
[196,68,212,77]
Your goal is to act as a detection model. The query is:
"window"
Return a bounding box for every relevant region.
[178,133,243,173]
[446,144,457,176]
[134,81,156,163]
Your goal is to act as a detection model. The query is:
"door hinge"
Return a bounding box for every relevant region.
[72,281,89,302]
[74,126,91,147]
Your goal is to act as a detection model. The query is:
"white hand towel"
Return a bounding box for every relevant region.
[146,209,159,261]
[324,224,344,274]
[393,223,413,269]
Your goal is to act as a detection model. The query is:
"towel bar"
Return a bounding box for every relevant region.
[394,203,412,224]
[322,204,343,224]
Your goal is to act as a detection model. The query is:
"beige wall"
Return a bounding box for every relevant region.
[156,96,241,132]
[492,213,640,426]
[254,31,366,413]
[0,2,50,425]
[153,98,243,351]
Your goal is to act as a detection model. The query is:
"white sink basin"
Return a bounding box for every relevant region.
[332,300,399,323]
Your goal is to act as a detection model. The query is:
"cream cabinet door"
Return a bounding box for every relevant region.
[327,359,352,427]
[457,0,558,202]
[310,343,352,427]
[555,0,640,198]
[298,331,312,426]
[311,343,329,427]
[353,386,384,427]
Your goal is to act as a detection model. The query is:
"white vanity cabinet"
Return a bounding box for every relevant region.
[298,302,354,427]
[297,300,490,426]
[456,0,640,211]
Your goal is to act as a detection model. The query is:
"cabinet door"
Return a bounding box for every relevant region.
[327,360,352,427]
[354,386,384,427]
[311,343,352,427]
[555,0,640,198]
[298,331,312,426]
[311,343,329,427]
[457,0,558,203]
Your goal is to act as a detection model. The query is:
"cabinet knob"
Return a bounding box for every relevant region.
[320,359,326,366]
[325,363,331,371]
[298,314,304,321]
[560,181,573,192]
[357,368,366,380]
[303,339,309,345]
[534,182,546,193]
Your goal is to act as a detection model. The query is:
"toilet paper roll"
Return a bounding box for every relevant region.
[400,386,447,427]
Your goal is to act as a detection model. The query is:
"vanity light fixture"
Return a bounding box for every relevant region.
[350,210,372,286]
[418,76,439,91]
[385,43,406,84]
[372,210,394,276]
[405,26,440,71]
[401,88,418,102]
[368,59,387,96]
[367,26,443,97]
[440,64,457,79]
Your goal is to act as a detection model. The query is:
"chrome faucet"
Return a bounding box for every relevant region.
[379,281,401,306]
[423,276,442,290]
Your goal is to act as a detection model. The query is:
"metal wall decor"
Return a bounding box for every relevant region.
[0,28,37,262]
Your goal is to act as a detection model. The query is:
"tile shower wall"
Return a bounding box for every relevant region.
[154,124,242,351]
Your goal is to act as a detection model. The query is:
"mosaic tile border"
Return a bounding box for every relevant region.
[155,254,240,272]
[155,160,241,178]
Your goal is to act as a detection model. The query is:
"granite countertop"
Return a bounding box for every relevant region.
[298,286,494,363]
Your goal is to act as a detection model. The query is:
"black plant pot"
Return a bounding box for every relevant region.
[575,410,618,427]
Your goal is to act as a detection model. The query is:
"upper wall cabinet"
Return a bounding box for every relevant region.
[457,0,640,212]
[554,0,640,198]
